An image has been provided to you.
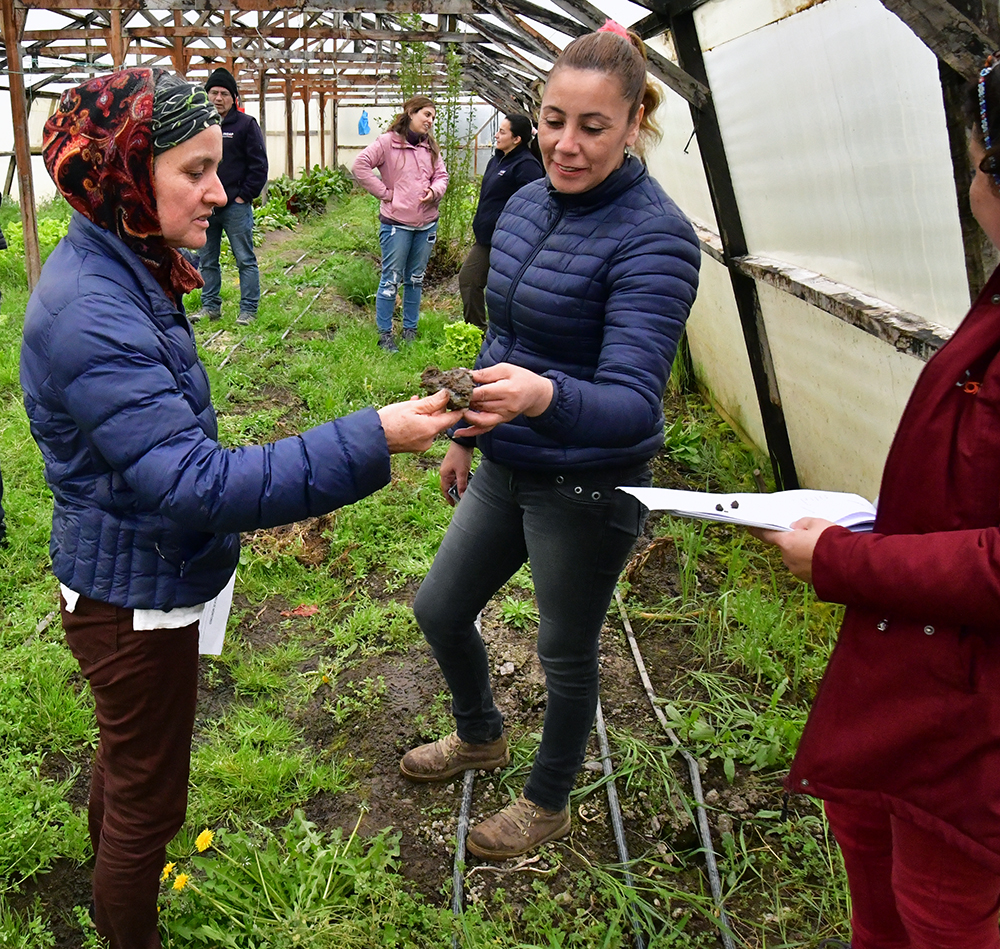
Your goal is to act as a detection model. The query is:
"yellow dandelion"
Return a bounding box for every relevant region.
[172,873,189,891]
[161,862,176,881]
[195,829,215,852]
[322,675,330,684]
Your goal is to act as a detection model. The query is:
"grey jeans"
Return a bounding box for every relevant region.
[413,456,650,810]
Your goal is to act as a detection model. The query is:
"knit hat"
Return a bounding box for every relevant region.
[205,67,238,103]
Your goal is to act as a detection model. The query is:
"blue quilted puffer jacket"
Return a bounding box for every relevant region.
[476,156,700,471]
[21,213,391,610]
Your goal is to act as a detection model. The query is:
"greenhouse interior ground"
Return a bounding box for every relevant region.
[1,0,998,946]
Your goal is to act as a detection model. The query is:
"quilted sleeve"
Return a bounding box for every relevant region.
[47,292,391,533]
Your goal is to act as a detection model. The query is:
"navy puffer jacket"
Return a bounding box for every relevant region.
[21,213,390,610]
[475,156,700,471]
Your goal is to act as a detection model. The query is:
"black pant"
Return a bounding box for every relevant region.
[458,242,491,330]
[413,458,649,810]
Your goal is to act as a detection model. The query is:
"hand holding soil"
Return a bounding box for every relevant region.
[420,366,475,410]
[377,389,463,453]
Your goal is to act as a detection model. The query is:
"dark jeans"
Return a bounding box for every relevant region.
[412,457,649,811]
[199,200,260,315]
[458,242,490,330]
[62,596,200,949]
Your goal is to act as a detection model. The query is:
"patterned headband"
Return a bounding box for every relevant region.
[978,53,1000,184]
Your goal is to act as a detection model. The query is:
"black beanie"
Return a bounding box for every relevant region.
[205,67,238,102]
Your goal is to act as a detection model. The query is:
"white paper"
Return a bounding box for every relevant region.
[198,572,236,655]
[618,487,876,532]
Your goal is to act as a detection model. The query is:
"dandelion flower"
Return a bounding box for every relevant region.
[173,873,189,891]
[161,862,176,881]
[195,829,215,852]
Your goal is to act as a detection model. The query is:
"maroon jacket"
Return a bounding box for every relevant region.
[788,267,1000,871]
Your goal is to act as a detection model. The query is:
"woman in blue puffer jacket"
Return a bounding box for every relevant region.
[401,23,701,860]
[20,68,459,949]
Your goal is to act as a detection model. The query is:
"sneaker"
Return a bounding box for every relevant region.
[236,311,257,325]
[189,308,221,323]
[467,793,571,860]
[401,328,418,343]
[400,731,509,782]
[378,331,399,353]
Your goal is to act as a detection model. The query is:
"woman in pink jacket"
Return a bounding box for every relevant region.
[754,54,1000,949]
[352,96,449,352]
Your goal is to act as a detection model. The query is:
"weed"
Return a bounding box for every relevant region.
[326,674,386,724]
[499,596,538,630]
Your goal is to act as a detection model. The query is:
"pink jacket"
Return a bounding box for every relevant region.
[352,132,449,228]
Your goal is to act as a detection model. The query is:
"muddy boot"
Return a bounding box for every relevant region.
[466,793,571,860]
[400,732,508,782]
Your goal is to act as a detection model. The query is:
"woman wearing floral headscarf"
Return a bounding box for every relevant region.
[21,68,460,949]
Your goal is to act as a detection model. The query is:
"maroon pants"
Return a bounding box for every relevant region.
[825,800,1000,949]
[62,595,199,949]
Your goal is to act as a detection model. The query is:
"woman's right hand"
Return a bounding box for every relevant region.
[378,390,463,454]
[440,441,474,505]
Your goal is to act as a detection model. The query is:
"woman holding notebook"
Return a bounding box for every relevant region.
[754,56,1000,949]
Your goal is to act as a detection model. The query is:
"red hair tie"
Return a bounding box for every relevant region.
[598,18,630,40]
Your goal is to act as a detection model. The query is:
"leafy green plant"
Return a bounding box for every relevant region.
[499,597,538,630]
[326,674,386,724]
[160,811,446,948]
[439,321,483,368]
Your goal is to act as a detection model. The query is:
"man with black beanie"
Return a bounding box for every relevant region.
[193,66,268,325]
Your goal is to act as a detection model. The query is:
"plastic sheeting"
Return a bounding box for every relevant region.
[700,0,970,327]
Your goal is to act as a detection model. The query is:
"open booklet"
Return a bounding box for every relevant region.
[617,487,877,533]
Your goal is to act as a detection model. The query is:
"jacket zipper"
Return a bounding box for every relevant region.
[500,203,565,363]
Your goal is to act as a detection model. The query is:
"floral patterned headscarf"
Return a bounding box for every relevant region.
[42,68,219,302]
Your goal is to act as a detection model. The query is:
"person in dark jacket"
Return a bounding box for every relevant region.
[751,55,1000,949]
[400,23,700,860]
[21,68,460,949]
[191,66,268,325]
[459,114,543,329]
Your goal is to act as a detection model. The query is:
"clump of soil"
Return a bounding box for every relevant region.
[420,367,474,410]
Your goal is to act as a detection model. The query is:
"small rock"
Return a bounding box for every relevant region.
[717,813,734,835]
[704,788,720,805]
[583,760,604,773]
[554,891,572,906]
[499,661,516,675]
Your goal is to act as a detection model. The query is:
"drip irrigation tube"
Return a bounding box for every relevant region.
[613,590,736,949]
[218,284,325,369]
[451,769,476,949]
[594,698,645,949]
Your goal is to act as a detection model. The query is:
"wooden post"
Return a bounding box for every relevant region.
[332,96,339,168]
[1,0,41,289]
[110,7,125,69]
[302,87,311,170]
[671,11,799,490]
[284,76,294,177]
[318,92,327,168]
[258,69,268,140]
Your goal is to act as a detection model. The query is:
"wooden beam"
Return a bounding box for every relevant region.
[671,10,798,489]
[20,0,476,10]
[284,74,294,176]
[879,0,997,81]
[1,0,41,289]
[301,86,311,169]
[318,89,326,166]
[544,0,710,108]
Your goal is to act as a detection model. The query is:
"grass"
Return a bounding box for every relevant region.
[0,188,851,947]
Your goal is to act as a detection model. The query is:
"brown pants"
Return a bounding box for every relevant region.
[62,595,199,949]
[458,241,491,330]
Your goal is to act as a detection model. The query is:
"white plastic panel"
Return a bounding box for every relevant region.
[757,280,924,496]
[694,0,823,50]
[685,256,767,450]
[702,0,970,326]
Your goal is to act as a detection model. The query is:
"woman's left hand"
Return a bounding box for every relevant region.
[419,188,436,204]
[454,364,554,437]
[748,517,836,583]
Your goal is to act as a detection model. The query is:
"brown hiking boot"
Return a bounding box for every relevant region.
[400,732,509,782]
[466,793,571,859]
